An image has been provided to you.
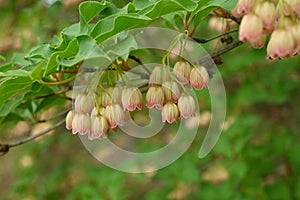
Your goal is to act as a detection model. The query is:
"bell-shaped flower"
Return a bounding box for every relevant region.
[239,14,263,43]
[149,66,168,86]
[121,87,143,111]
[173,61,192,85]
[65,110,74,130]
[105,104,126,128]
[162,102,179,124]
[74,93,94,114]
[146,86,165,110]
[89,115,109,140]
[72,112,91,135]
[162,81,180,103]
[189,66,209,90]
[254,2,276,34]
[267,29,297,59]
[178,94,196,119]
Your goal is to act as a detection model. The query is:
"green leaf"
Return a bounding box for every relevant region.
[105,35,138,59]
[0,69,30,77]
[58,35,108,67]
[26,44,53,60]
[45,38,79,75]
[0,94,26,117]
[79,1,111,34]
[0,76,32,106]
[192,5,218,26]
[30,61,46,80]
[139,0,197,18]
[209,0,238,10]
[91,13,152,43]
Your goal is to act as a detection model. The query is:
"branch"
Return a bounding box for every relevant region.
[0,119,65,157]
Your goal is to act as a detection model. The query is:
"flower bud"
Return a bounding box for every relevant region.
[189,66,209,90]
[254,2,276,34]
[267,29,297,59]
[178,94,196,119]
[105,104,126,128]
[146,86,165,110]
[162,102,179,124]
[239,14,263,43]
[149,66,168,85]
[65,110,75,130]
[162,81,180,103]
[89,116,109,140]
[173,61,191,85]
[121,87,143,111]
[72,113,91,135]
[74,93,94,114]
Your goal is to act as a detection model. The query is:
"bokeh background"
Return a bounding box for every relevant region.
[1,0,300,199]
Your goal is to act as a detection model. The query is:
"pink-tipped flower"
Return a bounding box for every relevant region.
[267,29,297,59]
[65,110,75,130]
[190,66,209,90]
[162,81,180,103]
[250,35,266,49]
[89,115,109,140]
[146,86,165,110]
[173,61,191,85]
[121,87,143,111]
[74,93,94,114]
[254,2,276,34]
[149,66,168,85]
[105,104,126,128]
[239,14,263,43]
[208,17,229,33]
[178,94,196,119]
[236,0,256,16]
[72,113,91,135]
[162,102,179,124]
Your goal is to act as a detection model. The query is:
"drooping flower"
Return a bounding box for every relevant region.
[178,94,196,119]
[282,0,300,16]
[74,93,94,114]
[149,66,168,85]
[72,112,91,135]
[89,115,109,140]
[146,86,165,110]
[162,81,181,103]
[162,102,179,124]
[254,1,276,34]
[65,110,75,130]
[291,24,300,54]
[173,61,191,85]
[121,87,143,111]
[239,14,263,43]
[267,29,297,59]
[189,66,209,90]
[105,104,126,128]
[91,107,105,117]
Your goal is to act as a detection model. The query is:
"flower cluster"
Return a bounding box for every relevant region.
[234,0,300,59]
[65,61,210,140]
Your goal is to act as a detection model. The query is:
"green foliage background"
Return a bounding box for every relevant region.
[1,0,300,199]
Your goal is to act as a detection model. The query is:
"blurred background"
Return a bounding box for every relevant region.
[1,0,300,199]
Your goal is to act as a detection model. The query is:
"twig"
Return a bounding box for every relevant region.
[128,54,151,74]
[0,119,65,157]
[192,29,239,44]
